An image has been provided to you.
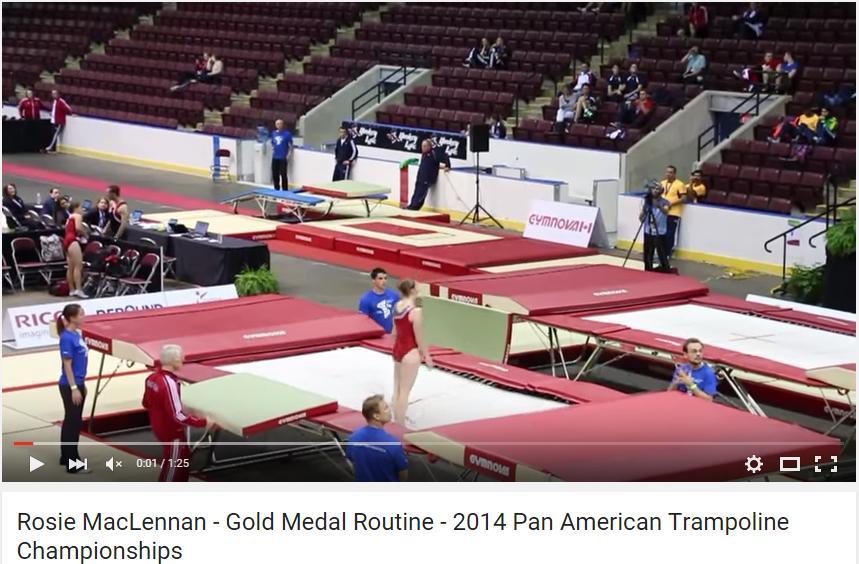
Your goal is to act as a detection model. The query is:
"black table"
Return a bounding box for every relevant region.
[124,226,270,287]
[2,118,54,153]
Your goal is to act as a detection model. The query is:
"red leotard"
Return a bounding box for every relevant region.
[63,215,80,250]
[392,304,418,362]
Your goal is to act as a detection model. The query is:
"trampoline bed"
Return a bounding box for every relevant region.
[430,264,708,315]
[406,391,842,481]
[81,295,385,365]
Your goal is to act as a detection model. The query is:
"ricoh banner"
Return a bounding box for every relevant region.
[343,121,468,160]
[2,285,238,350]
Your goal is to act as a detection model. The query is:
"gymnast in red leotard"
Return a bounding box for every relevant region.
[391,279,432,426]
[63,201,89,298]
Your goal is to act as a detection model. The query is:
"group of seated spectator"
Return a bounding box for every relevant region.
[770,107,839,146]
[464,36,510,69]
[1,183,90,230]
[605,62,646,102]
[678,2,765,40]
[732,51,798,93]
[171,51,224,92]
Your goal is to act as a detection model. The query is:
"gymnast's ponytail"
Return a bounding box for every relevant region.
[398,279,416,297]
[56,303,83,334]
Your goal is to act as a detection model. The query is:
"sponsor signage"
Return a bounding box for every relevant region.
[2,285,238,350]
[464,446,516,481]
[448,289,483,306]
[524,200,601,248]
[343,121,468,160]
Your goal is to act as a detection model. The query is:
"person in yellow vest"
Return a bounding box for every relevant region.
[682,169,708,203]
[660,165,686,257]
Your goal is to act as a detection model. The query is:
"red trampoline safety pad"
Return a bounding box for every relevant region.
[349,221,436,237]
[276,223,336,250]
[416,392,841,481]
[399,237,598,275]
[435,264,708,315]
[332,234,413,263]
[82,295,385,365]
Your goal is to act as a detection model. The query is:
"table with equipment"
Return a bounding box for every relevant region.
[124,226,270,287]
[2,118,54,153]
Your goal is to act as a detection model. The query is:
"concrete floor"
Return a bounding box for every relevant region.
[2,152,851,482]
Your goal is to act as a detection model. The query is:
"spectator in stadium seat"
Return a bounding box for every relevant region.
[681,46,707,84]
[615,89,655,128]
[270,119,293,190]
[465,38,492,69]
[555,85,576,125]
[407,139,450,210]
[732,3,766,40]
[3,183,34,227]
[821,83,856,109]
[41,187,62,219]
[489,37,510,70]
[775,52,798,94]
[790,107,822,145]
[686,3,709,38]
[574,84,598,124]
[606,64,625,102]
[18,89,45,120]
[333,126,358,181]
[732,51,779,92]
[682,169,708,203]
[43,89,72,153]
[346,394,408,482]
[813,107,839,145]
[660,165,686,257]
[623,63,645,101]
[669,338,718,401]
[172,52,211,92]
[640,181,672,273]
[571,62,596,99]
[83,197,111,232]
[490,114,507,139]
[197,54,223,84]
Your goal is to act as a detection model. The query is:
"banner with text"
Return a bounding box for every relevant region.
[343,121,467,160]
[2,285,238,350]
[524,200,600,247]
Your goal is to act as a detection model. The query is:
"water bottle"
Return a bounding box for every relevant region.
[36,191,41,204]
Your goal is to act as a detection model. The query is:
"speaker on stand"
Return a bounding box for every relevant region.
[460,124,502,228]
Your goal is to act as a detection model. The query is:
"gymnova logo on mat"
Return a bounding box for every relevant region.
[592,289,628,297]
[84,336,111,354]
[465,447,514,480]
[242,330,287,340]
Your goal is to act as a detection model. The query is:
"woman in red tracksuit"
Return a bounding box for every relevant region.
[142,345,207,482]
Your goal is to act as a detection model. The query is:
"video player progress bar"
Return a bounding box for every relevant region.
[13,441,835,447]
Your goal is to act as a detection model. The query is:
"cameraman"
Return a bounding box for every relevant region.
[640,182,672,273]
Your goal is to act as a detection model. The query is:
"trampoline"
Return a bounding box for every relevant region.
[142,210,282,241]
[406,392,842,482]
[277,218,597,274]
[429,264,708,315]
[529,298,856,426]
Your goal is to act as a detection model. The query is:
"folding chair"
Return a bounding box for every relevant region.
[210,148,232,182]
[139,237,176,279]
[97,248,139,297]
[2,257,15,291]
[10,237,52,290]
[117,252,159,295]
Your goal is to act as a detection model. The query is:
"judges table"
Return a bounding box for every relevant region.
[124,226,270,287]
[2,118,54,153]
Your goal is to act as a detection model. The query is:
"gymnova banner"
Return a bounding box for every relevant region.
[1,285,238,350]
[524,200,607,248]
[343,120,468,160]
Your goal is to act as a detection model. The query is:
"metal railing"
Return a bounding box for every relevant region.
[696,88,773,161]
[809,196,856,249]
[351,65,419,120]
[764,195,856,281]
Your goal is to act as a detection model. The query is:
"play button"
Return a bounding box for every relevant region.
[29,457,45,473]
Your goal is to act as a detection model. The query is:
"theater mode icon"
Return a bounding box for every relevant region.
[779,456,801,472]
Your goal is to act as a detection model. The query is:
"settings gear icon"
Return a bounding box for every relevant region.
[745,455,763,473]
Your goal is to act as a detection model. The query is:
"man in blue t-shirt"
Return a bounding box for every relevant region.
[270,119,293,190]
[358,267,400,333]
[668,338,718,401]
[347,395,408,482]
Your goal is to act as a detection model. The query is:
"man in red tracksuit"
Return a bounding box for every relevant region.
[18,89,46,120]
[44,89,73,153]
[142,344,207,482]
